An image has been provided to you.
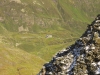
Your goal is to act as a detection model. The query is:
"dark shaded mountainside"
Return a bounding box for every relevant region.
[38,15,100,75]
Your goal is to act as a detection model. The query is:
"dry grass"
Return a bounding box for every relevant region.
[0,43,45,75]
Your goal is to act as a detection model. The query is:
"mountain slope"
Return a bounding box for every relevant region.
[0,43,45,75]
[0,0,91,32]
[0,0,100,75]
[0,0,99,59]
[38,15,100,75]
[0,0,100,33]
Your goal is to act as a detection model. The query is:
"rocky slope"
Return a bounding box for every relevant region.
[38,15,100,75]
[0,0,99,32]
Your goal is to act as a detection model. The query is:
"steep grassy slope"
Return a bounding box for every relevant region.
[0,42,45,75]
[1,0,99,37]
[2,29,77,61]
[0,0,90,32]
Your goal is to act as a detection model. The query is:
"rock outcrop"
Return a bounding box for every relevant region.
[38,15,100,75]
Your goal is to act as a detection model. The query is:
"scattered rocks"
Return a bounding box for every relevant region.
[18,25,29,32]
[21,9,25,13]
[0,17,4,22]
[38,14,100,75]
[46,35,52,38]
[9,0,21,4]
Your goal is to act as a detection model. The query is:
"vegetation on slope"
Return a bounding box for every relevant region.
[0,0,100,75]
[0,42,45,75]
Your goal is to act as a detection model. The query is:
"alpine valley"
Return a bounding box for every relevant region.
[0,0,100,75]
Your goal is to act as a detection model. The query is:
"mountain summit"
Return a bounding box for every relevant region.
[38,15,100,75]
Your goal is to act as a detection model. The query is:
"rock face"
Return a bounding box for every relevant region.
[38,15,100,75]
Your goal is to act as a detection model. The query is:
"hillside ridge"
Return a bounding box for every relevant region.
[38,15,100,75]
